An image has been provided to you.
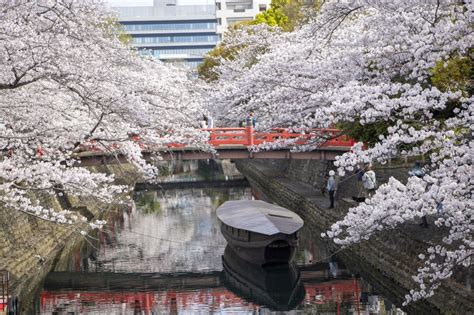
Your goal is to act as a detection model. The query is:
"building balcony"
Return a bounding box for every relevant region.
[133,41,218,48]
[158,54,205,60]
[125,28,218,35]
[115,5,216,20]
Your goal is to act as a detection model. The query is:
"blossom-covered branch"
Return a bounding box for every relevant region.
[0,1,204,225]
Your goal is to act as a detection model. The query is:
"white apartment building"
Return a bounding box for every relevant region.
[113,0,271,67]
[215,0,272,34]
[114,0,218,67]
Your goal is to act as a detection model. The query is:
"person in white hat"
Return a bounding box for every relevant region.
[327,170,337,209]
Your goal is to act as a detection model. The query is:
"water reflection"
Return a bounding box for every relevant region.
[222,245,306,311]
[40,271,386,314]
[38,164,406,314]
[93,187,252,273]
[156,160,244,183]
[40,289,261,314]
[62,186,333,274]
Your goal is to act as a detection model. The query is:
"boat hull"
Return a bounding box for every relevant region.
[220,223,298,265]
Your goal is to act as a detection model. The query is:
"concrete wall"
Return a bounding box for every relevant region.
[0,163,139,312]
[235,159,473,314]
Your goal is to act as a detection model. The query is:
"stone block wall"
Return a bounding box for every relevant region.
[247,159,416,222]
[264,159,414,201]
[264,160,330,191]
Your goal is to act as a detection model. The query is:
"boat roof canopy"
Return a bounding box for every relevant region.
[216,200,304,236]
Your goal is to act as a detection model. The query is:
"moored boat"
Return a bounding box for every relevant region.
[216,200,304,265]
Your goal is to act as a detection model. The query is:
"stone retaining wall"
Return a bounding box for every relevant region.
[0,163,139,312]
[235,159,473,315]
[263,159,413,199]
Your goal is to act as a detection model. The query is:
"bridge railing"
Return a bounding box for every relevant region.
[205,128,249,146]
[204,127,356,148]
[77,127,356,152]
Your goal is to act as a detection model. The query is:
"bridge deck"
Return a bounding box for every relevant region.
[76,146,349,165]
[73,127,356,162]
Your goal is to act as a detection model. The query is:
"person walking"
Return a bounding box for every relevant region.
[200,115,208,129]
[246,111,257,128]
[327,170,337,209]
[362,166,376,197]
[409,162,429,228]
[355,164,365,200]
[207,115,214,129]
[408,161,424,177]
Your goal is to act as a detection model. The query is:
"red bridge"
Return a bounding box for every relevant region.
[78,127,356,162]
[202,127,355,148]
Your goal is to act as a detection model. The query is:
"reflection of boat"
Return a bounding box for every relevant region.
[216,200,304,265]
[222,245,305,311]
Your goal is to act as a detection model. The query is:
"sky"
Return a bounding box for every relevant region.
[105,0,214,6]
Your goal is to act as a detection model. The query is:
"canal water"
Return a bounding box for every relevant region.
[35,161,406,314]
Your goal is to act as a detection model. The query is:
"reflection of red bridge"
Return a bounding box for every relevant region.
[78,128,357,162]
[306,279,361,314]
[41,279,361,314]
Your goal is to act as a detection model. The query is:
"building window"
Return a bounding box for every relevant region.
[227,3,252,12]
[234,5,246,12]
[150,47,214,58]
[132,34,219,44]
[122,21,217,32]
[216,2,221,10]
[227,17,252,26]
[259,4,267,11]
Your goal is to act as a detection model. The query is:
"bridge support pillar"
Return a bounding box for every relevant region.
[246,126,254,146]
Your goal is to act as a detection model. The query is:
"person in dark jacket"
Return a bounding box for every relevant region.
[409,162,429,228]
[246,111,257,128]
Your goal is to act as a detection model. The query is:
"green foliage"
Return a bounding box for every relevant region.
[279,0,310,31]
[253,0,290,29]
[135,192,162,214]
[430,54,472,96]
[429,53,473,122]
[103,17,132,45]
[197,40,240,82]
[339,121,389,147]
[253,0,322,31]
[117,29,133,45]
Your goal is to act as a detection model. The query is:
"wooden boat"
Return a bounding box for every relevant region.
[222,245,305,311]
[216,200,304,265]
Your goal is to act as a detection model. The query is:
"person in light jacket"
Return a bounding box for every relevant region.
[362,166,376,197]
[327,170,337,209]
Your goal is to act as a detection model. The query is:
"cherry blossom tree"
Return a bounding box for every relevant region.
[206,0,473,303]
[0,1,204,228]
